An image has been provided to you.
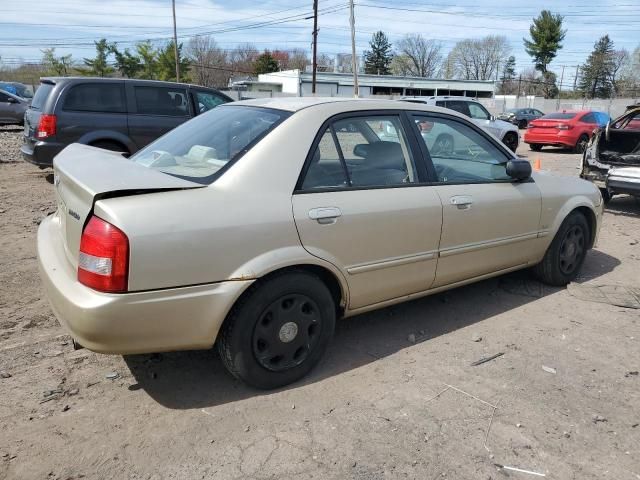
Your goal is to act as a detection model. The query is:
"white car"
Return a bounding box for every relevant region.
[400,96,520,152]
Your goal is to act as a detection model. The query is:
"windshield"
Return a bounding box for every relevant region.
[542,112,576,120]
[131,105,290,184]
[31,83,54,110]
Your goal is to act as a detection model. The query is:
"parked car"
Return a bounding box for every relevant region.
[581,105,640,202]
[0,81,33,100]
[21,77,232,168]
[400,96,520,152]
[0,89,29,125]
[39,98,603,389]
[497,107,545,129]
[523,110,610,153]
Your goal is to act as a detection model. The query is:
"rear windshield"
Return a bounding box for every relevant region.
[31,83,54,111]
[542,112,576,120]
[131,105,290,184]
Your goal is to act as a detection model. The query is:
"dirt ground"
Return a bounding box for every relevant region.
[1,126,639,480]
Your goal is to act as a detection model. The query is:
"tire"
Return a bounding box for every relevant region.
[502,131,519,152]
[218,271,336,389]
[533,212,590,286]
[432,133,454,156]
[518,119,528,129]
[574,134,589,154]
[530,144,543,152]
[89,140,128,155]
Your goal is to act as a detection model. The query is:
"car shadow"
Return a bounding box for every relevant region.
[124,249,620,410]
[604,195,640,218]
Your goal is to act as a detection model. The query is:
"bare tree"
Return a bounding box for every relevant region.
[393,34,442,77]
[609,49,630,96]
[316,53,334,72]
[186,35,230,88]
[288,49,309,71]
[447,35,511,81]
[229,43,259,75]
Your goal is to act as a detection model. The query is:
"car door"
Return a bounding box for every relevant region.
[292,112,443,309]
[468,102,503,139]
[126,83,191,149]
[409,113,542,287]
[0,91,21,123]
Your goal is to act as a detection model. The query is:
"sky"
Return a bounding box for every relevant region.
[1,0,639,87]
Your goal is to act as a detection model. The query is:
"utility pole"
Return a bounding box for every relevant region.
[172,0,180,82]
[556,65,565,110]
[311,0,318,94]
[349,0,359,97]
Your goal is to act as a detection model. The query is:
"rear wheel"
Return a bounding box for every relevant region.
[502,131,519,152]
[518,119,528,129]
[218,271,336,389]
[530,144,543,152]
[574,134,589,154]
[533,212,590,286]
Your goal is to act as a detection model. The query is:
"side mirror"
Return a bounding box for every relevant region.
[6,97,18,104]
[489,115,496,122]
[506,159,532,180]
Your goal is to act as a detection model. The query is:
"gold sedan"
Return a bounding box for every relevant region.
[38,98,603,388]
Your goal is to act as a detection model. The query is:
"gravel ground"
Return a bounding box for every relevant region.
[0,127,639,480]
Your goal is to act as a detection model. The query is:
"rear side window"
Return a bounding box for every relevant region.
[580,113,596,123]
[135,86,189,116]
[63,83,126,113]
[445,101,471,117]
[30,83,54,111]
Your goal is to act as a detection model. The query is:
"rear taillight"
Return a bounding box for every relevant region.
[556,124,572,130]
[36,114,56,139]
[78,216,129,293]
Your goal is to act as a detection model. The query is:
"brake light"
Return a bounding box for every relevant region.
[556,124,572,130]
[78,216,129,293]
[36,114,56,139]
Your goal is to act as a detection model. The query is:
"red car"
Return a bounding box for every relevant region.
[524,110,610,153]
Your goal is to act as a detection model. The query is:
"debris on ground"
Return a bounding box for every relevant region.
[0,372,11,378]
[542,365,557,374]
[471,352,504,366]
[593,415,607,423]
[471,333,483,342]
[105,372,119,380]
[494,463,546,477]
[625,371,638,377]
[567,283,640,309]
[62,405,70,412]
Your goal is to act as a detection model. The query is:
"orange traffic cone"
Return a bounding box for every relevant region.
[533,158,541,171]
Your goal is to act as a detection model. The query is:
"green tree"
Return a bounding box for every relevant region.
[364,31,393,75]
[136,41,159,79]
[498,55,516,94]
[41,48,73,76]
[579,35,615,99]
[254,51,278,75]
[83,38,114,77]
[110,45,141,78]
[523,10,566,73]
[156,41,190,81]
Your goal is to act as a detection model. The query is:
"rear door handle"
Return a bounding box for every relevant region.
[450,195,473,209]
[309,207,342,224]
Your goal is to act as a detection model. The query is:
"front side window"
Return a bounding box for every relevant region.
[195,91,228,113]
[131,105,289,184]
[300,114,418,190]
[468,102,491,120]
[0,92,10,102]
[63,83,126,113]
[413,115,511,183]
[134,86,189,116]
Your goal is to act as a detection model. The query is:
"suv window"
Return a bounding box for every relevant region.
[444,100,471,117]
[468,102,491,120]
[413,114,510,183]
[30,83,54,111]
[134,86,189,116]
[63,83,126,113]
[301,114,418,190]
[194,91,227,113]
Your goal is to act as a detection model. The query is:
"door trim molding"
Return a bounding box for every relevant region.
[438,231,540,258]
[347,250,437,275]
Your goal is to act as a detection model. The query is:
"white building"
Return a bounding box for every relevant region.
[253,69,496,98]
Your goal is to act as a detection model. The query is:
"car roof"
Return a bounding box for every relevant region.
[39,76,221,91]
[400,95,480,102]
[226,96,467,117]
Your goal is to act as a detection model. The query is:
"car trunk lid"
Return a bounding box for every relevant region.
[529,119,567,129]
[53,143,204,267]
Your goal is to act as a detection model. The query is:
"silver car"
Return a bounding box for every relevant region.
[0,89,28,125]
[400,96,520,152]
[39,98,603,389]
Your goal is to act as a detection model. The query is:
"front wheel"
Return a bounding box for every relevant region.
[218,271,336,389]
[533,212,590,286]
[530,144,543,152]
[574,134,589,154]
[502,131,519,152]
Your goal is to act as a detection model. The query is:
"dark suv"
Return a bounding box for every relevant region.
[21,77,232,168]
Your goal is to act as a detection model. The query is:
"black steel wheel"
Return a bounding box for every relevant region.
[533,211,590,286]
[502,131,519,152]
[218,271,336,389]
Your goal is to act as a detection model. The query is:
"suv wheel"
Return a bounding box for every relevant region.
[502,131,518,152]
[218,271,336,389]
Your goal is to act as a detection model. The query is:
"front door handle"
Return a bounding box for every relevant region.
[450,195,473,210]
[309,207,342,224]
